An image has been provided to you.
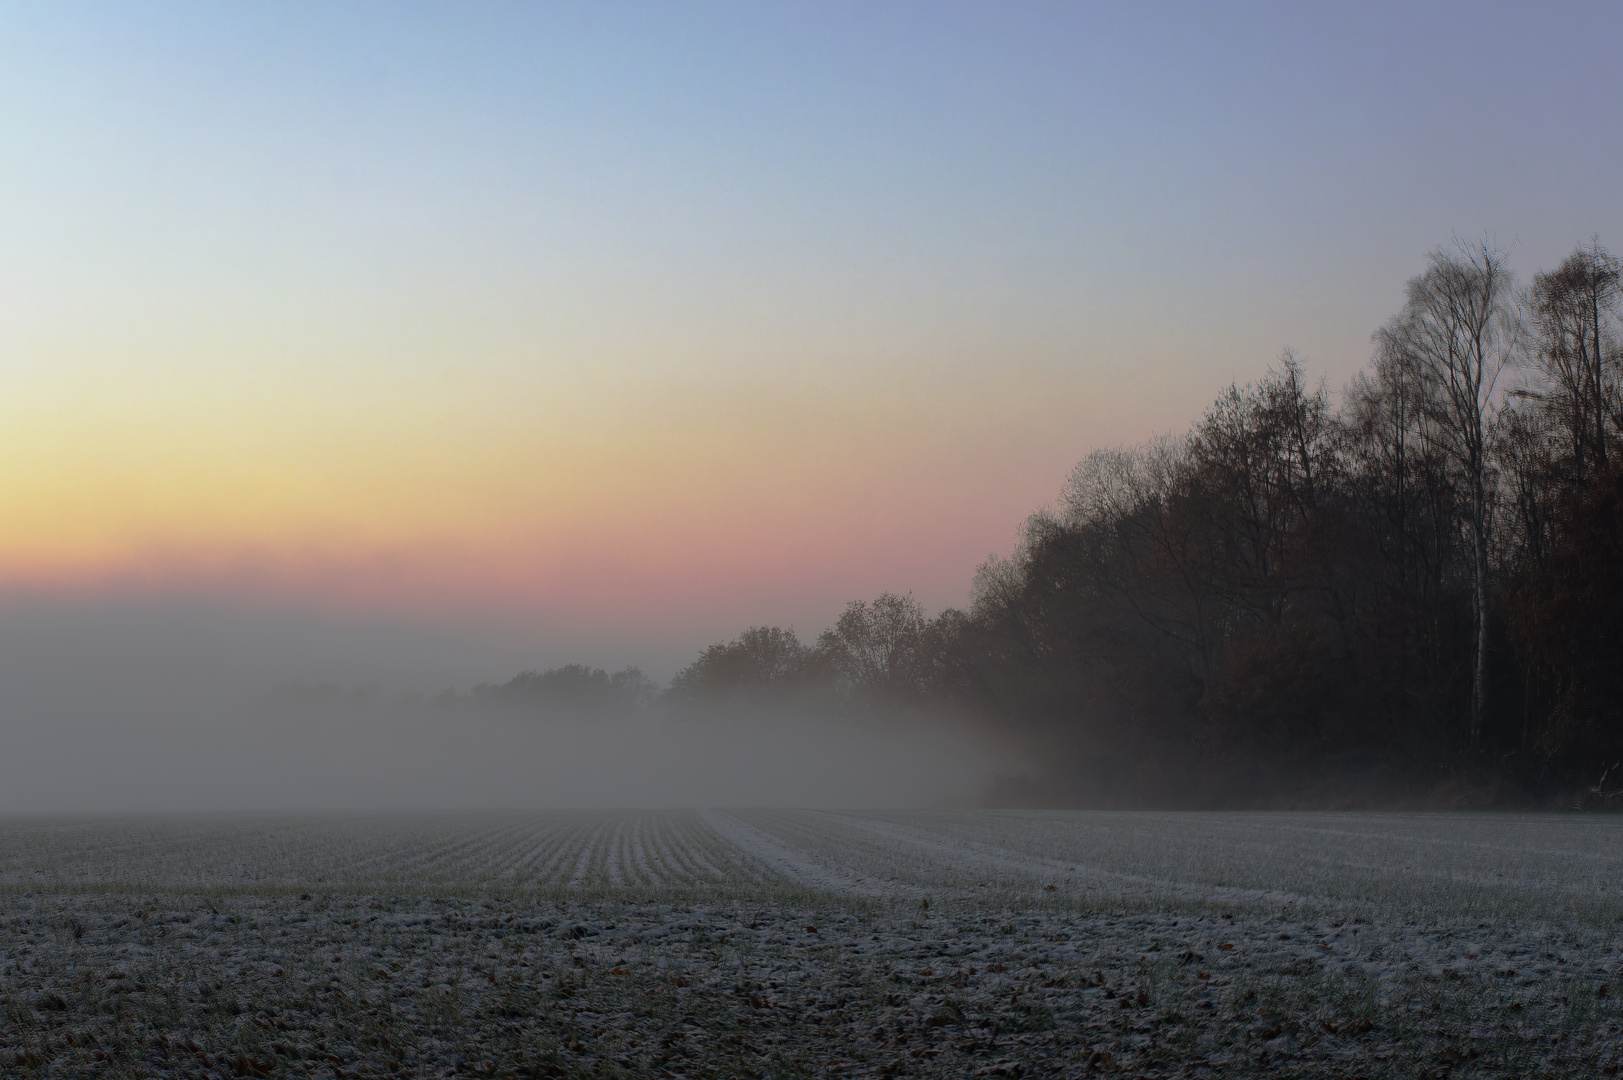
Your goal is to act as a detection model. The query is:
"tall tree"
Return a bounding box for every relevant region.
[1524,240,1622,482]
[1373,240,1516,750]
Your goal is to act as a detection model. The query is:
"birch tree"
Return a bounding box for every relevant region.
[1374,239,1516,749]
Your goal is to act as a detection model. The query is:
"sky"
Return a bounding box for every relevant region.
[2,1,1621,690]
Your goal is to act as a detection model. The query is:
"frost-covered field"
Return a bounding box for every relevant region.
[2,810,1621,1077]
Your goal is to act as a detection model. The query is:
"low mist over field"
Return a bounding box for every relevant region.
[0,595,1010,814]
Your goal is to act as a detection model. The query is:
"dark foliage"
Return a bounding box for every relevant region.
[1504,461,1623,791]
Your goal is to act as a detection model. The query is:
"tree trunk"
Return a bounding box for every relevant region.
[1471,503,1489,751]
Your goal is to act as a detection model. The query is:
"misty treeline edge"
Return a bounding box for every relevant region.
[486,238,1623,809]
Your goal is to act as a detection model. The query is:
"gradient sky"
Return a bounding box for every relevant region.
[2,1,1620,679]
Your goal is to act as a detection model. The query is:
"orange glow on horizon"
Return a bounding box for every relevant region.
[0,356,1108,626]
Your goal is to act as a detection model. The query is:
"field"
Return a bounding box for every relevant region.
[2,810,1621,1078]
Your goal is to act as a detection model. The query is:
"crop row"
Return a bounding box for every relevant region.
[3,810,1621,923]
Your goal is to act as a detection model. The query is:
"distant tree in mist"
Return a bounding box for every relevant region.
[474,663,657,719]
[814,593,930,703]
[665,626,818,704]
[609,666,662,711]
[662,599,962,720]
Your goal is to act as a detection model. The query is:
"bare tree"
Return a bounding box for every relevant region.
[1523,239,1622,482]
[1374,239,1517,749]
[1190,354,1337,622]
[816,593,929,701]
[666,626,812,700]
[1056,435,1221,679]
[1347,334,1429,592]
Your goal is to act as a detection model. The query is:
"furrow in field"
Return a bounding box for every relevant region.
[629,813,664,888]
[863,809,1623,920]
[624,813,649,887]
[649,812,690,886]
[338,830,448,884]
[665,812,736,883]
[566,817,615,889]
[505,818,580,885]
[728,809,956,890]
[674,809,745,884]
[384,820,518,886]
[455,820,539,884]
[486,818,574,885]
[637,813,675,886]
[797,810,1323,909]
[532,816,599,887]
[606,814,632,888]
[696,809,917,897]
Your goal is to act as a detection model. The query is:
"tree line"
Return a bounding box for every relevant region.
[495,237,1623,808]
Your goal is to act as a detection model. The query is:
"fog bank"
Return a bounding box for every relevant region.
[0,595,1014,814]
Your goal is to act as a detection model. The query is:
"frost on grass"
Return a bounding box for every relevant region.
[2,810,1623,1078]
